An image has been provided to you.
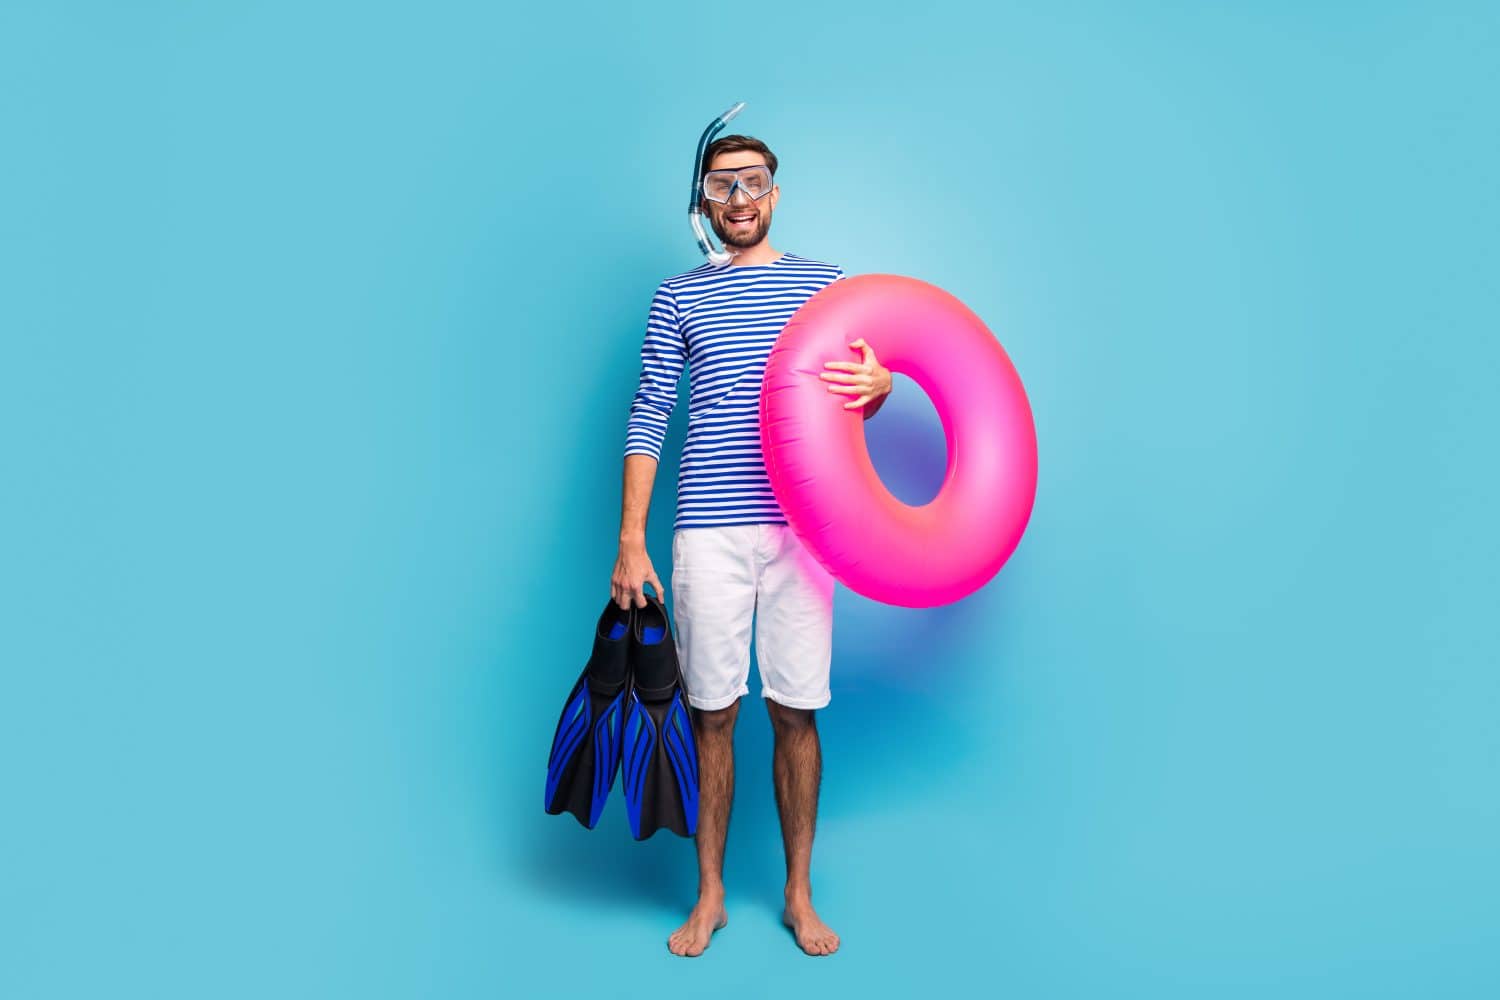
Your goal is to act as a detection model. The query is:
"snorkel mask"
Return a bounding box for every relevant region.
[690,101,747,267]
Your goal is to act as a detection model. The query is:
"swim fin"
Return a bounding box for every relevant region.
[621,592,699,840]
[544,599,632,829]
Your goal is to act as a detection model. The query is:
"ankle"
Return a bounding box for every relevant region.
[697,880,726,904]
[784,882,813,907]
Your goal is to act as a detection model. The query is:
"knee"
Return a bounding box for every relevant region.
[766,700,816,736]
[694,700,740,738]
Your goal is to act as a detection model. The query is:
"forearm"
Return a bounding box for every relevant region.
[619,453,658,544]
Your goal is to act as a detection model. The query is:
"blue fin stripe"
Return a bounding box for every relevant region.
[670,698,699,784]
[623,704,653,802]
[621,696,657,835]
[662,698,699,833]
[588,694,625,826]
[544,685,590,808]
[547,690,588,771]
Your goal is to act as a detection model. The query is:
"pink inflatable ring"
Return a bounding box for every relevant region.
[760,274,1038,608]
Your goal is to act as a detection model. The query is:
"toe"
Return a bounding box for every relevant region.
[812,927,838,955]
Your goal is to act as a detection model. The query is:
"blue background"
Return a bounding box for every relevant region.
[3,2,1496,997]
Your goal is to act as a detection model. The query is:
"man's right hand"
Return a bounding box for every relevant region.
[612,539,665,610]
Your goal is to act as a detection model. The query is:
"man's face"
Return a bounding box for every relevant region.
[701,151,778,250]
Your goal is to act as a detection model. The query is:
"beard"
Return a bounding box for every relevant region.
[709,205,771,249]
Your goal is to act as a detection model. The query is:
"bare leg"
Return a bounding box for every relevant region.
[767,701,840,956]
[667,700,736,957]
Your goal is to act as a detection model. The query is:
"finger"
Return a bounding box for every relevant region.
[633,584,647,608]
[819,371,860,383]
[844,394,872,409]
[856,341,875,365]
[827,384,866,395]
[822,361,859,372]
[650,574,665,601]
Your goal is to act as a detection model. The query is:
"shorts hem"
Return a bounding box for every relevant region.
[686,686,749,711]
[761,687,831,710]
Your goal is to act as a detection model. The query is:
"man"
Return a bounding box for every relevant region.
[610,135,892,958]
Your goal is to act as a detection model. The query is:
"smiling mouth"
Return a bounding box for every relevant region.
[726,212,756,226]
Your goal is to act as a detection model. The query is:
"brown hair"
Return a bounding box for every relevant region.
[701,134,778,179]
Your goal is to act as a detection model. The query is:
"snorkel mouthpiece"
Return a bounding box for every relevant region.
[689,101,748,267]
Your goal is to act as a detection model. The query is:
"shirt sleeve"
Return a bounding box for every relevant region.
[624,281,686,462]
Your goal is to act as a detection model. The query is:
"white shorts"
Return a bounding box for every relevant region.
[670,523,835,711]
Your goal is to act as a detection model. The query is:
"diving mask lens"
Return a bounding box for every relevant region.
[701,165,773,204]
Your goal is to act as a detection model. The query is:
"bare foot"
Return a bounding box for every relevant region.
[667,893,728,958]
[782,895,839,956]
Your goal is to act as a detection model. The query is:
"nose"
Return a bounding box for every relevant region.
[727,184,752,206]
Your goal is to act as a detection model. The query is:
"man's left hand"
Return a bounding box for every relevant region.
[820,338,892,411]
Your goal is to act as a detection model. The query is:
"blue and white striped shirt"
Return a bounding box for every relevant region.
[625,253,846,530]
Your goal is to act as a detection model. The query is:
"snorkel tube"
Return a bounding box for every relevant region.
[690,101,746,267]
